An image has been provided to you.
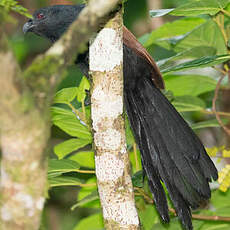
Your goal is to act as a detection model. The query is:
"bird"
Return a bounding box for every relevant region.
[23,4,218,230]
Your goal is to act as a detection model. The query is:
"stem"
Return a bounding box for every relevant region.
[202,110,230,117]
[133,143,140,171]
[212,73,230,137]
[220,9,230,18]
[68,103,88,126]
[75,169,95,174]
[79,183,97,187]
[214,15,228,45]
[135,187,230,222]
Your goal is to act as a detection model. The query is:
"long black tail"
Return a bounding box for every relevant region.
[124,76,218,230]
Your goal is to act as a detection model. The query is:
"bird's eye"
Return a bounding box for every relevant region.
[37,13,44,19]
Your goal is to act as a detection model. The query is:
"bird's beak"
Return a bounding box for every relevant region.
[23,20,35,34]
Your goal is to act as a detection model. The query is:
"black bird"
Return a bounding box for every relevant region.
[23,4,218,230]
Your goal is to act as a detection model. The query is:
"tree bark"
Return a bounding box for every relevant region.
[89,6,140,230]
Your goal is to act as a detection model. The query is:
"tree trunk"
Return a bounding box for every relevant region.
[89,6,140,230]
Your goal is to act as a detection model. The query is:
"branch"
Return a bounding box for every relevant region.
[89,6,140,230]
[212,72,230,137]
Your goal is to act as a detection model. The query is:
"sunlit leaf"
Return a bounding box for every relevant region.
[164,74,216,97]
[172,96,206,112]
[161,55,230,73]
[48,159,80,175]
[144,18,205,48]
[150,9,174,17]
[49,176,84,187]
[54,87,78,104]
[174,20,227,55]
[139,205,159,230]
[54,138,91,159]
[77,177,99,208]
[172,0,230,16]
[71,190,99,210]
[191,119,229,130]
[73,213,103,230]
[149,0,230,17]
[69,151,95,168]
[223,149,230,157]
[77,76,90,102]
[51,106,92,140]
[218,165,230,192]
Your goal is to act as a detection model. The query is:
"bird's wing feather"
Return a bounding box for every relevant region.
[123,26,165,89]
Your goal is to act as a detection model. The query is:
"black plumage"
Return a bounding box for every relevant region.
[23,4,218,230]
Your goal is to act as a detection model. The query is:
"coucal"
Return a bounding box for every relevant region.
[23,4,218,230]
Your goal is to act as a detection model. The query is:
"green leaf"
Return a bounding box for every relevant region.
[69,151,95,168]
[132,171,143,188]
[173,20,227,55]
[49,176,84,187]
[161,55,230,73]
[151,217,205,230]
[171,0,230,16]
[191,119,229,130]
[54,138,91,159]
[150,0,230,17]
[144,17,205,48]
[73,213,104,230]
[51,106,92,140]
[139,205,159,230]
[77,76,90,102]
[172,96,206,112]
[47,171,63,179]
[0,0,32,18]
[77,177,99,208]
[129,149,142,173]
[125,116,135,147]
[158,46,217,69]
[71,190,99,210]
[48,159,80,175]
[210,189,230,209]
[200,223,230,230]
[164,74,217,97]
[150,9,174,17]
[54,87,78,104]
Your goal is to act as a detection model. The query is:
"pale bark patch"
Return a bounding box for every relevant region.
[36,197,45,211]
[90,28,122,71]
[103,201,139,226]
[1,204,12,221]
[94,128,121,150]
[95,153,124,181]
[91,85,123,131]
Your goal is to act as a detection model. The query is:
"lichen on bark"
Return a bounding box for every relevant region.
[89,7,140,230]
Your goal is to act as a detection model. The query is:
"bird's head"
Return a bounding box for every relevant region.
[23,4,85,42]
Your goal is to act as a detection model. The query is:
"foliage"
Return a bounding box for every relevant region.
[218,165,230,192]
[0,0,32,18]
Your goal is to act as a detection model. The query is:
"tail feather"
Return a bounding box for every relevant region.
[125,91,170,222]
[124,77,218,230]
